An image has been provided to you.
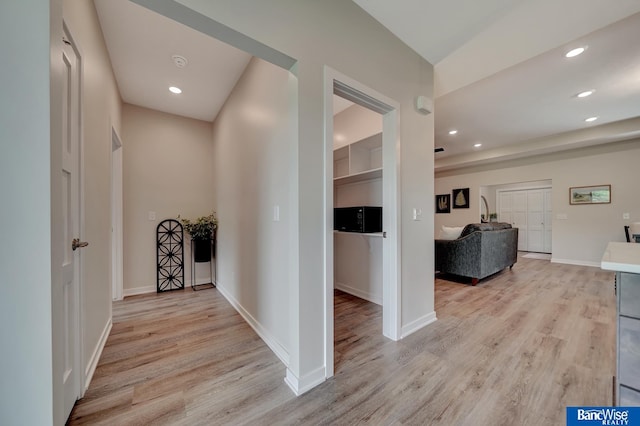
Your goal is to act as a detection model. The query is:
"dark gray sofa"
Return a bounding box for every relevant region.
[435,222,518,285]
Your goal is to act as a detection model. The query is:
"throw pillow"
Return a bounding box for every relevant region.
[439,225,464,240]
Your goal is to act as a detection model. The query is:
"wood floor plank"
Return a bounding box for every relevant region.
[69,254,616,425]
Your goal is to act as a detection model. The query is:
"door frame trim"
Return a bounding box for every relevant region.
[111,127,123,301]
[323,66,402,378]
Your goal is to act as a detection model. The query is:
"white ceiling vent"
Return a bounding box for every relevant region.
[172,55,188,68]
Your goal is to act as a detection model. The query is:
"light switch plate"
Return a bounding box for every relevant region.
[148,211,156,221]
[623,213,630,220]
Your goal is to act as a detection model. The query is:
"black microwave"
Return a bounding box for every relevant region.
[334,206,382,233]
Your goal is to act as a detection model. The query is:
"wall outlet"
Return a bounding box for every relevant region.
[623,213,630,220]
[412,208,422,221]
[148,211,156,221]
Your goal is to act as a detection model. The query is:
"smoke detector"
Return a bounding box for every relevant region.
[172,55,188,68]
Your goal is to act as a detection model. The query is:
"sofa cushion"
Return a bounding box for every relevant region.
[460,222,512,238]
[439,225,465,240]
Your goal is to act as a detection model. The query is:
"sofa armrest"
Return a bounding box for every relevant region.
[435,233,483,277]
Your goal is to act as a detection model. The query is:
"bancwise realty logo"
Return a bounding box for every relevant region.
[567,407,640,425]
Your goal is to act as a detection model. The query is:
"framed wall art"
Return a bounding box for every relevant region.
[569,184,611,205]
[452,188,470,209]
[435,194,450,214]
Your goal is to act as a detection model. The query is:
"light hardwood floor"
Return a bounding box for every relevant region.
[69,254,616,425]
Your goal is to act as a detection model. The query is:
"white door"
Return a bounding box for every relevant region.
[59,31,83,420]
[527,190,544,252]
[498,192,513,226]
[499,190,527,251]
[499,187,552,253]
[512,192,528,250]
[543,188,552,253]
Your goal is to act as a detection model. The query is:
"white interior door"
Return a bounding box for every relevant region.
[527,190,544,252]
[498,192,513,226]
[499,190,527,251]
[543,188,553,253]
[59,31,82,420]
[512,192,528,250]
[499,187,552,253]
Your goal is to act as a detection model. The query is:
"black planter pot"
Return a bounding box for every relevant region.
[193,239,211,263]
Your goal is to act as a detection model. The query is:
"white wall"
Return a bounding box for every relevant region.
[0,1,58,424]
[211,57,294,362]
[152,0,434,389]
[62,0,122,397]
[122,104,215,293]
[435,140,640,265]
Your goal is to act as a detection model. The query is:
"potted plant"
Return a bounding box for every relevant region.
[179,212,217,263]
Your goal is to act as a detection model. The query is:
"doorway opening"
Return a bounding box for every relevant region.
[332,95,383,372]
[324,69,401,378]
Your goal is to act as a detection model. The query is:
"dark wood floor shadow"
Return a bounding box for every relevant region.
[69,257,616,425]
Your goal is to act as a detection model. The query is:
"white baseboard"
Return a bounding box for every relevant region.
[83,318,112,393]
[123,277,214,298]
[215,282,290,366]
[123,285,156,297]
[335,281,381,306]
[551,258,600,268]
[401,311,437,339]
[285,366,326,396]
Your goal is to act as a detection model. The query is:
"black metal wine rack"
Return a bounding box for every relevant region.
[156,219,184,292]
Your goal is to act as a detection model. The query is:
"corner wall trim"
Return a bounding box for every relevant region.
[551,258,600,268]
[215,281,290,367]
[285,366,326,396]
[401,311,437,339]
[84,318,112,393]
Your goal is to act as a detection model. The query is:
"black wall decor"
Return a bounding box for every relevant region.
[435,194,451,214]
[452,188,470,209]
[156,219,185,292]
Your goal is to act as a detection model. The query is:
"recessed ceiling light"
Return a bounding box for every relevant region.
[585,116,598,122]
[169,86,182,94]
[474,143,482,148]
[565,47,586,58]
[576,90,594,98]
[449,130,458,135]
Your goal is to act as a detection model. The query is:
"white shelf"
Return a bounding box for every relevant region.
[334,230,383,237]
[333,167,382,185]
[333,133,382,185]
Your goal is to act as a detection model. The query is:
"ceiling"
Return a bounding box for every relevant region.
[95,0,640,170]
[94,0,251,122]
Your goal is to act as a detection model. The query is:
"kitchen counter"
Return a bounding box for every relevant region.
[601,241,640,406]
[601,242,640,274]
